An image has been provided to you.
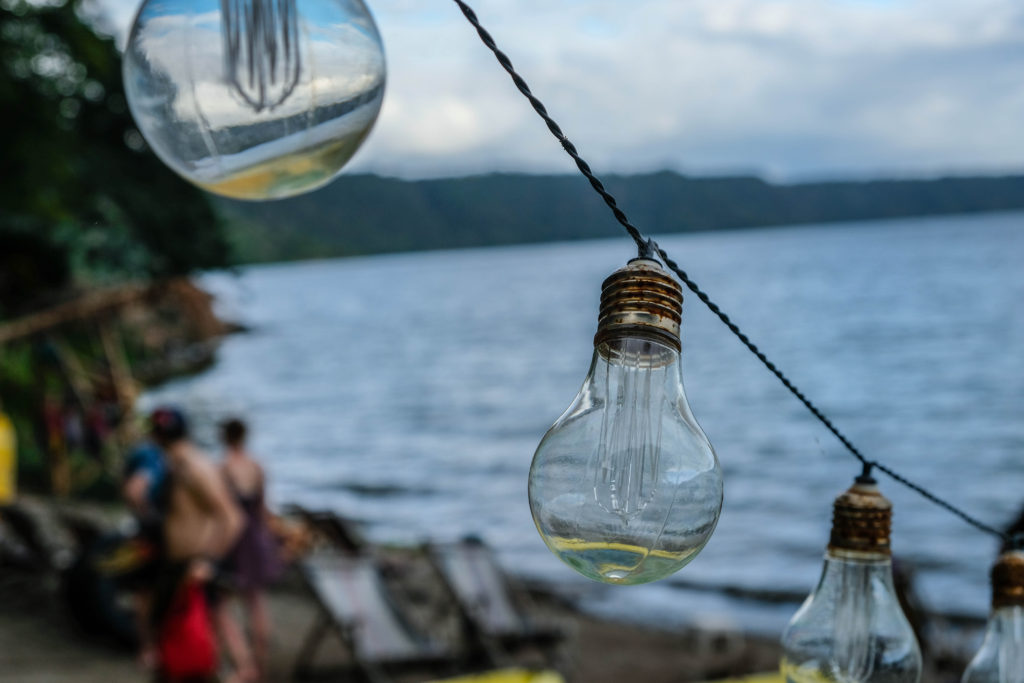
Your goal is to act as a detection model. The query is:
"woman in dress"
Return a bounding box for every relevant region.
[216,418,281,682]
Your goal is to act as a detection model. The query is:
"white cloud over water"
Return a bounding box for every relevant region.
[96,0,1024,179]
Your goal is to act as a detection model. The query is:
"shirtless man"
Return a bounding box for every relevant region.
[148,407,243,682]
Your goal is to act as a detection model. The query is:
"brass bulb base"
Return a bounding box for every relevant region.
[828,479,892,556]
[594,258,683,352]
[992,550,1024,609]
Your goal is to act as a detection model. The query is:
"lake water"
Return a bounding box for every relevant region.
[143,210,1024,634]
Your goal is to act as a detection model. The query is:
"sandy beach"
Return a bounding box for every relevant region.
[0,494,790,683]
[0,563,783,683]
[0,495,978,683]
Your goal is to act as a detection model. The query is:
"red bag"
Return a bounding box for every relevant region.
[157,580,218,679]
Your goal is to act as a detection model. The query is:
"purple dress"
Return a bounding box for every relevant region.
[224,478,282,590]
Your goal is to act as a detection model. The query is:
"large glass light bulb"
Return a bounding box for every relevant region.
[781,475,922,683]
[961,549,1024,683]
[123,0,386,200]
[528,258,723,585]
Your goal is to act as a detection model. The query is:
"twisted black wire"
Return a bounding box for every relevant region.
[450,0,648,254]
[450,0,1009,543]
[872,461,1006,538]
[651,242,871,467]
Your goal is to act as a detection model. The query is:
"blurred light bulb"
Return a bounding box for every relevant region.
[961,549,1024,683]
[528,258,723,585]
[123,0,386,200]
[782,475,922,683]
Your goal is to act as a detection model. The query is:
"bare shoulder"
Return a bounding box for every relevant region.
[175,444,222,488]
[236,450,264,481]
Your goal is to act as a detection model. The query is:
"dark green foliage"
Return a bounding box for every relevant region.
[0,229,71,311]
[220,171,1024,263]
[0,0,229,316]
[0,340,59,491]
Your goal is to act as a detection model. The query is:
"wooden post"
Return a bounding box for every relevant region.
[98,320,140,453]
[99,321,135,410]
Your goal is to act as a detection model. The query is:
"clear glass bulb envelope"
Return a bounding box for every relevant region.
[529,336,723,585]
[123,0,386,200]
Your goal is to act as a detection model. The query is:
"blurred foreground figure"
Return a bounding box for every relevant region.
[121,438,169,668]
[0,396,16,507]
[149,407,242,683]
[216,418,283,682]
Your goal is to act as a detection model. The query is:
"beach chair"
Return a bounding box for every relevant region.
[286,504,366,554]
[294,553,456,681]
[429,538,566,669]
[0,503,52,570]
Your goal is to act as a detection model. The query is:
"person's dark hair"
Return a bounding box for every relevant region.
[221,418,247,447]
[149,406,188,444]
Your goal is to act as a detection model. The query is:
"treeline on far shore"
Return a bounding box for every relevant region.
[219,171,1024,263]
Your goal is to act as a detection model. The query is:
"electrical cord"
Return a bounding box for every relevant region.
[450,0,1010,544]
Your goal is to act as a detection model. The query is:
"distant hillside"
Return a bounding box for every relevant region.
[218,172,1024,263]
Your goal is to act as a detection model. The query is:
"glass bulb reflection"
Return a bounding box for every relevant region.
[961,549,1024,683]
[528,336,723,585]
[123,0,386,200]
[962,607,1024,683]
[781,479,921,683]
[781,552,922,682]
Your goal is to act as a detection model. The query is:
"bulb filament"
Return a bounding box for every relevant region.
[594,344,664,521]
[832,567,875,681]
[221,0,302,112]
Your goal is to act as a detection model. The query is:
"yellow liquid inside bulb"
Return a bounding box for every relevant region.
[197,127,372,200]
[546,536,702,585]
[529,338,723,585]
[780,658,834,683]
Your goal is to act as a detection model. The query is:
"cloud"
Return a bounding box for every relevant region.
[97,0,1024,179]
[125,8,382,125]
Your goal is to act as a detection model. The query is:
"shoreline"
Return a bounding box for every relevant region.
[0,555,784,683]
[0,495,784,682]
[0,495,979,682]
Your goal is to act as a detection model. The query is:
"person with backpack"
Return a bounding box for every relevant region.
[148,407,242,682]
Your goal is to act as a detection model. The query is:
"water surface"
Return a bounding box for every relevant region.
[144,211,1024,633]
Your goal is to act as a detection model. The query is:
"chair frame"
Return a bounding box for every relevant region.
[294,552,456,682]
[428,539,566,670]
[284,504,366,554]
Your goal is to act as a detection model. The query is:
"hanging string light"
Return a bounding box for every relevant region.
[122,0,386,200]
[961,547,1024,682]
[449,0,1014,596]
[441,2,1019,676]
[114,0,1024,673]
[528,253,723,585]
[781,469,922,682]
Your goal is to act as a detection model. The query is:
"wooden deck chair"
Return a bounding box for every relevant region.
[295,553,456,682]
[429,538,565,669]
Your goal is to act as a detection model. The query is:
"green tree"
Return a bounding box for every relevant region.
[0,0,229,316]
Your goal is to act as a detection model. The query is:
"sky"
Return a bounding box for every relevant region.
[96,0,1024,180]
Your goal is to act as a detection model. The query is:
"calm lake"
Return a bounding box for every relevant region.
[143,210,1024,633]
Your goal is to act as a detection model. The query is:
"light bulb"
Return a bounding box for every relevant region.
[123,0,386,200]
[781,475,922,683]
[961,549,1024,683]
[528,258,723,585]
